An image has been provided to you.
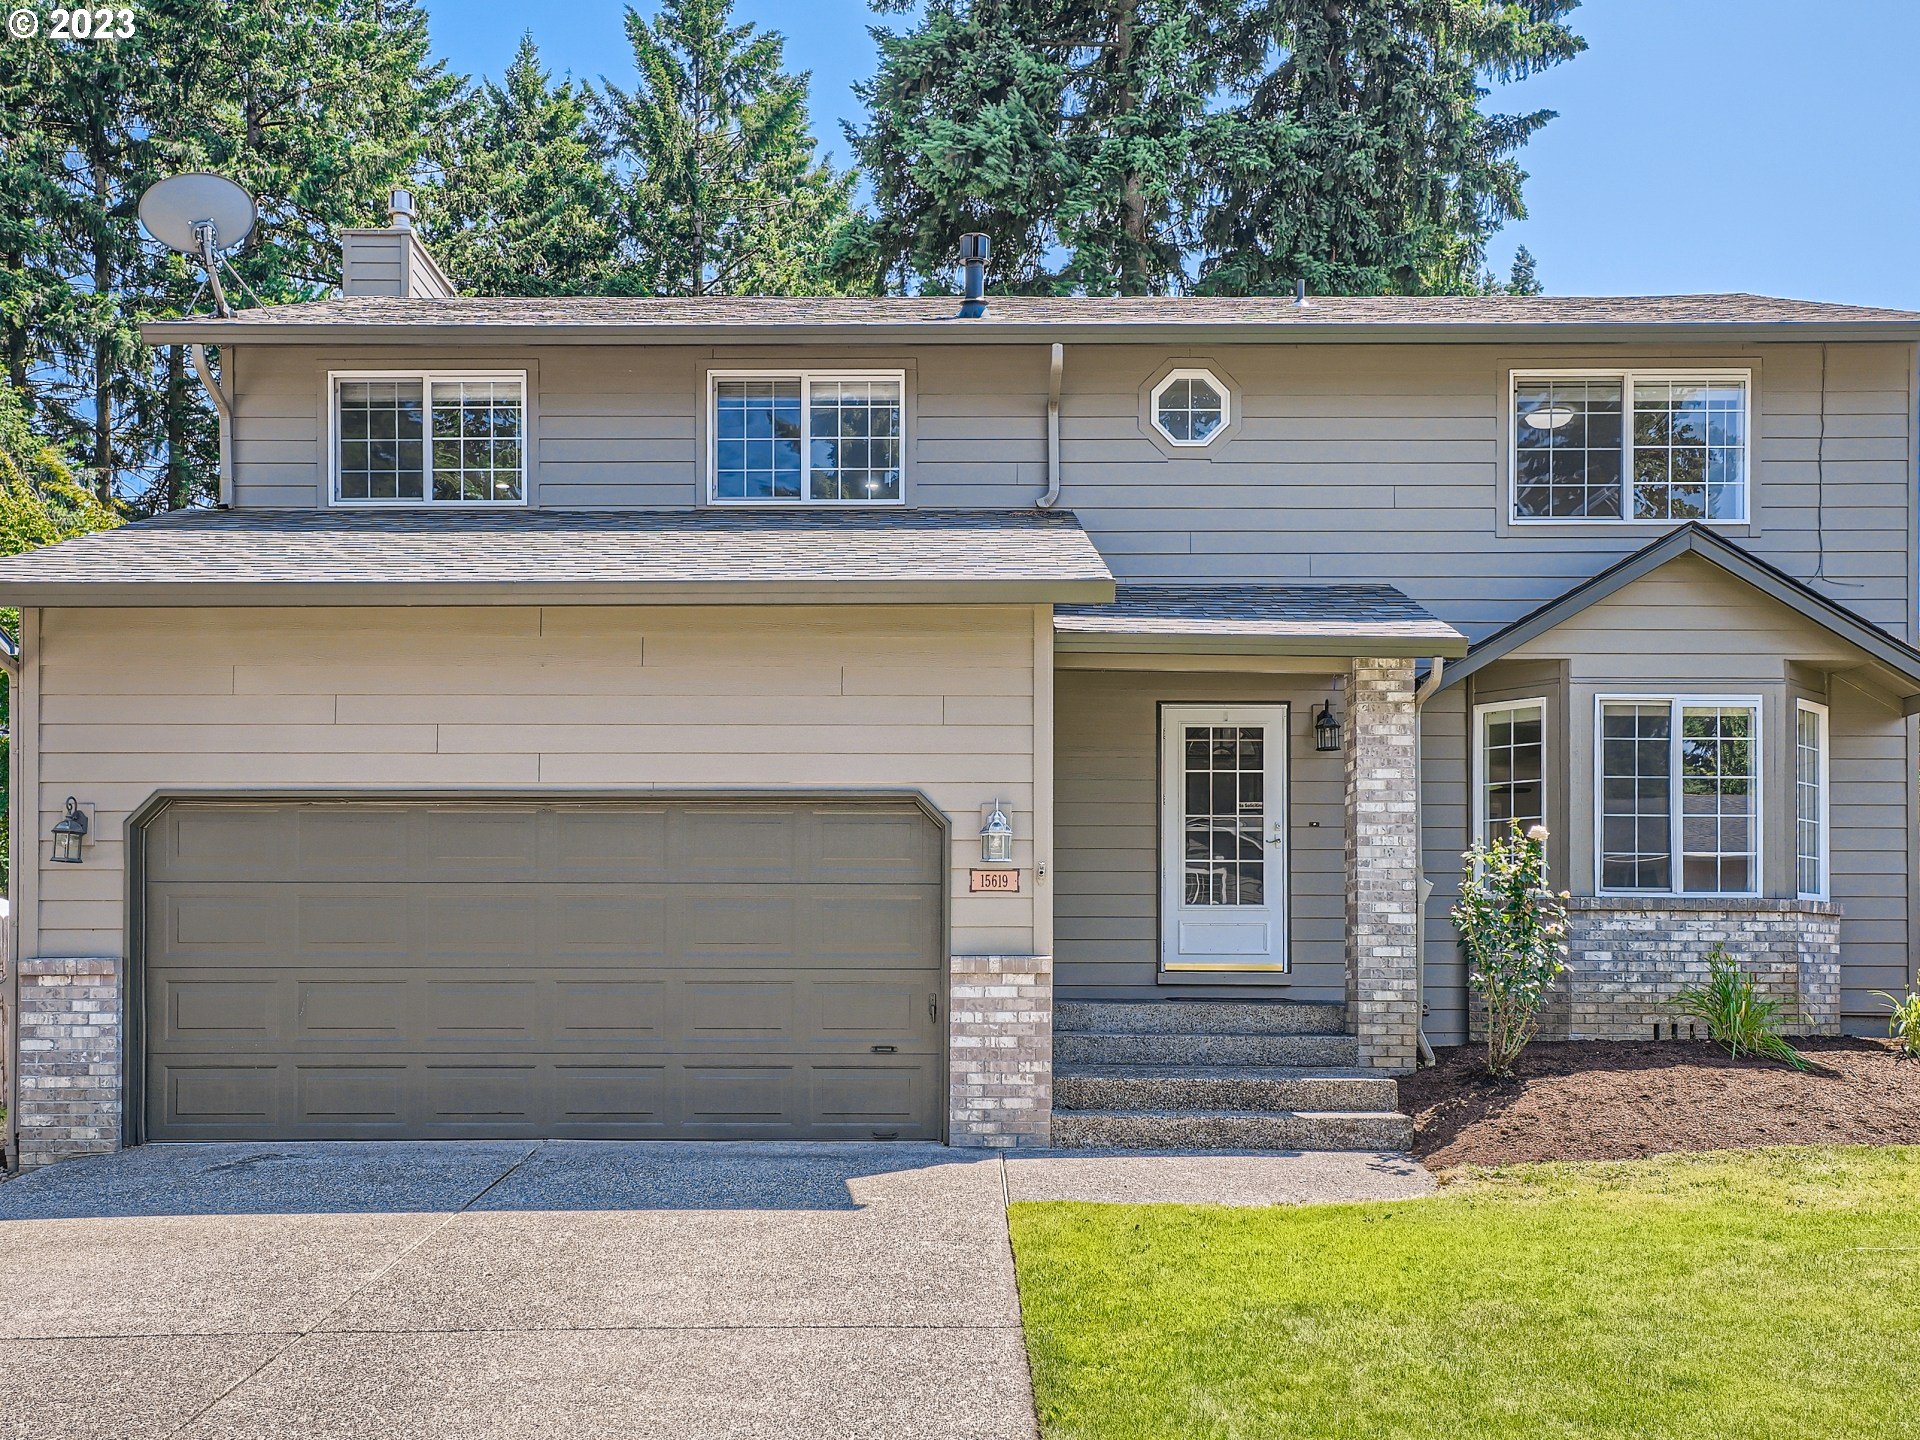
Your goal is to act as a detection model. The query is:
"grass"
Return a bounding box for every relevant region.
[1010,1147,1920,1440]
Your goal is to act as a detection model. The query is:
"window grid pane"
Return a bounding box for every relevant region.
[714,377,804,500]
[1182,725,1265,907]
[1796,705,1824,896]
[808,378,903,501]
[1156,375,1225,445]
[1481,702,1544,846]
[337,381,425,501]
[1679,705,1757,894]
[429,379,524,502]
[1513,377,1623,519]
[1600,702,1672,890]
[1633,379,1746,521]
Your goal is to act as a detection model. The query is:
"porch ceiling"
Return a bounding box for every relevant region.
[1053,582,1468,658]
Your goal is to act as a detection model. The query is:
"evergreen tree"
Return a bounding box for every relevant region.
[0,0,456,509]
[598,0,852,296]
[422,36,618,297]
[1507,244,1543,296]
[1195,1,1584,296]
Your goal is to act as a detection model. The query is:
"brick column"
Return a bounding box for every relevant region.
[15,957,122,1168]
[948,952,1052,1148]
[1344,658,1420,1073]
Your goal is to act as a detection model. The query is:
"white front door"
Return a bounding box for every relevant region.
[1159,704,1289,972]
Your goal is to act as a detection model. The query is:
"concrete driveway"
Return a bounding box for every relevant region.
[0,1142,1035,1440]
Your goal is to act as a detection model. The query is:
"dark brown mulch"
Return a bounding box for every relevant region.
[1401,1037,1920,1168]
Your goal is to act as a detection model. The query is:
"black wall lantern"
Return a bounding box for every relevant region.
[1313,700,1342,753]
[50,796,88,863]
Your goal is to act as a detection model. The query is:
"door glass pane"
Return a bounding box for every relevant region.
[1181,724,1265,906]
[1600,703,1672,889]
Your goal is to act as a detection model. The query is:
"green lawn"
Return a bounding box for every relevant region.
[1010,1147,1920,1440]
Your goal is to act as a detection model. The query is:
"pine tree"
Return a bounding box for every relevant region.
[598,0,852,296]
[422,36,618,297]
[1507,244,1543,296]
[1195,1,1584,296]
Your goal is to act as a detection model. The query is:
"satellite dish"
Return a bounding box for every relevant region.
[138,172,256,256]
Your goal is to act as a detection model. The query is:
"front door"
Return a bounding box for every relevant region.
[1160,704,1289,973]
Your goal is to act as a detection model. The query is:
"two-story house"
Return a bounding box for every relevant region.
[5,208,1918,1166]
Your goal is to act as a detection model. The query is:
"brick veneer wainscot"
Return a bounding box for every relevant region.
[1344,657,1422,1073]
[1536,897,1842,1040]
[949,952,1052,1147]
[14,956,121,1168]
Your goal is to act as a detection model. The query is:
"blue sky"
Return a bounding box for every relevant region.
[422,0,1920,309]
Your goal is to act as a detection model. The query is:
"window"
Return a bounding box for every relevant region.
[1796,700,1829,900]
[1597,697,1760,896]
[710,370,904,503]
[1150,369,1228,446]
[1474,699,1546,848]
[332,372,525,505]
[1512,370,1748,523]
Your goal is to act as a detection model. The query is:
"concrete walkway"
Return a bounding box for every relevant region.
[0,1142,1430,1440]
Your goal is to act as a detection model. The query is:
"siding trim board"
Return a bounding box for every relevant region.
[1441,522,1920,697]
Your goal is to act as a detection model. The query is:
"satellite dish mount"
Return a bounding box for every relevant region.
[137,172,258,318]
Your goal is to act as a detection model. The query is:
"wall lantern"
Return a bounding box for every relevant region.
[979,800,1015,865]
[1313,700,1342,753]
[50,796,89,864]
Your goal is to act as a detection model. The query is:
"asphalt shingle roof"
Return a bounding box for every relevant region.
[0,507,1115,605]
[1055,583,1467,657]
[143,292,1920,344]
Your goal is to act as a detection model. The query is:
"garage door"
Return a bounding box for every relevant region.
[139,798,946,1142]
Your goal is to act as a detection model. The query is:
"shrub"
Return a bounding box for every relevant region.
[1672,944,1807,1069]
[1872,991,1920,1060]
[1452,824,1568,1078]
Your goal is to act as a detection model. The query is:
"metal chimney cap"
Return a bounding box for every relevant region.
[958,233,990,263]
[389,189,416,230]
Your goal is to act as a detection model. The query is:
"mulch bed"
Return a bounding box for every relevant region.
[1401,1037,1920,1168]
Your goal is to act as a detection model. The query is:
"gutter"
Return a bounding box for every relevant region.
[1037,343,1063,509]
[1411,656,1447,1068]
[188,344,234,507]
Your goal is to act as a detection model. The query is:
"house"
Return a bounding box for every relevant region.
[4,207,1918,1167]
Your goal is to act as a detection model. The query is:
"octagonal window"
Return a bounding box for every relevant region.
[1151,369,1228,446]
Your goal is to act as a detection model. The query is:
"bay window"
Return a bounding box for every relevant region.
[1795,700,1829,900]
[1598,697,1760,896]
[1513,370,1748,523]
[1474,699,1546,848]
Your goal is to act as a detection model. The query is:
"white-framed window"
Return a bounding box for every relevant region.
[1596,695,1761,896]
[1795,699,1830,900]
[1511,369,1750,524]
[708,369,905,504]
[1150,368,1229,447]
[1473,698,1547,849]
[330,371,526,506]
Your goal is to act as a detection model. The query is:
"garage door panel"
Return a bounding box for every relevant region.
[143,799,944,1142]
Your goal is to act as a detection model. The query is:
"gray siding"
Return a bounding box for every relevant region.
[1054,668,1348,1004]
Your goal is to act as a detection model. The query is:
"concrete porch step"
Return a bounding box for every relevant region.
[1054,1030,1361,1067]
[1051,1107,1415,1152]
[1054,999,1347,1037]
[1054,1065,1399,1115]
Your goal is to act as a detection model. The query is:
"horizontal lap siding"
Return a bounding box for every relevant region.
[1054,669,1347,1004]
[1830,678,1912,1028]
[1419,689,1470,1045]
[30,605,1039,962]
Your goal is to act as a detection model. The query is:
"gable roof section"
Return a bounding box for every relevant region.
[1055,583,1467,657]
[142,293,1920,347]
[1441,524,1920,699]
[0,507,1115,607]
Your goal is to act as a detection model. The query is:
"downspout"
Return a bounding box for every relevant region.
[1036,343,1063,509]
[1411,656,1447,1067]
[189,344,233,508]
[2,625,17,1169]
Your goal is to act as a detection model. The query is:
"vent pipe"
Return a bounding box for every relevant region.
[388,188,416,231]
[958,233,990,318]
[1293,277,1308,307]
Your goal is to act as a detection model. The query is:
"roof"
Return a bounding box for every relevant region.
[1054,583,1467,658]
[141,292,1920,347]
[1440,523,1920,704]
[0,507,1116,607]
